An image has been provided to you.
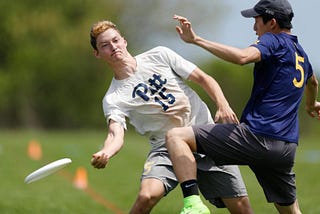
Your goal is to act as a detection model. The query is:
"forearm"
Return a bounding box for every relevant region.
[193,36,239,64]
[91,131,124,169]
[101,138,123,159]
[203,76,239,123]
[93,121,124,159]
[192,36,260,65]
[203,76,230,109]
[305,75,319,108]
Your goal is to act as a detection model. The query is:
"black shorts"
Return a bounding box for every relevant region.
[193,122,297,204]
[142,149,248,208]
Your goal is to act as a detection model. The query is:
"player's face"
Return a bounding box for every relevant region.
[95,29,128,63]
[253,16,269,37]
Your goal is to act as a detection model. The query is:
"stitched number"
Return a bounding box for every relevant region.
[143,161,154,175]
[293,52,305,88]
[132,74,176,111]
[158,87,175,105]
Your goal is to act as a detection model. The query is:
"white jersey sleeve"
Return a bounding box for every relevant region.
[155,46,196,79]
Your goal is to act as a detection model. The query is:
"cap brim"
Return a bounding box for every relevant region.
[241,8,260,18]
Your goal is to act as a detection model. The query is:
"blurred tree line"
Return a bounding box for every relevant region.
[0,0,123,129]
[0,0,318,135]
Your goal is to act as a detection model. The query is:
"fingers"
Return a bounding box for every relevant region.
[306,101,320,120]
[91,153,109,169]
[307,111,315,118]
[233,114,240,124]
[308,109,320,120]
[214,111,239,124]
[173,14,191,27]
[219,116,239,124]
[173,14,188,22]
[175,26,182,35]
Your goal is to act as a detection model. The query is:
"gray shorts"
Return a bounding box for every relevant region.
[141,149,248,208]
[193,122,297,204]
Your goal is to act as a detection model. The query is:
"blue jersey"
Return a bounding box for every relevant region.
[240,32,313,143]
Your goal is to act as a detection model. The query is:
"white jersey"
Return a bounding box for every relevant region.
[103,46,213,150]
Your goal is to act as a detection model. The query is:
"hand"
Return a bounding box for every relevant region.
[306,101,320,120]
[173,14,197,43]
[214,106,239,124]
[91,151,110,169]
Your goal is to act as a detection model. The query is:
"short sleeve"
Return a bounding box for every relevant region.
[102,96,127,130]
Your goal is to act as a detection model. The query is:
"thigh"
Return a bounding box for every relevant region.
[193,123,259,165]
[141,151,178,195]
[250,165,296,204]
[197,164,248,208]
[193,123,294,166]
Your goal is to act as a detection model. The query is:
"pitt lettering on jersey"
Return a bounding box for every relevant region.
[132,74,176,111]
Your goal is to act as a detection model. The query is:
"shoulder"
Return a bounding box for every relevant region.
[258,33,293,47]
[255,33,279,46]
[141,46,176,56]
[136,46,180,62]
[103,79,120,103]
[252,33,286,56]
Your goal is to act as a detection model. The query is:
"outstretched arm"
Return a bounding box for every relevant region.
[173,14,261,65]
[91,119,125,169]
[188,67,239,124]
[305,74,320,119]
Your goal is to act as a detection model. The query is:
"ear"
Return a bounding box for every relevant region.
[270,18,278,30]
[123,37,128,48]
[93,49,100,59]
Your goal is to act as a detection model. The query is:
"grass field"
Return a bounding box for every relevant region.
[0,129,319,213]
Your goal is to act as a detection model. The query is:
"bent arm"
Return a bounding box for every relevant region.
[188,67,239,124]
[91,119,125,168]
[174,14,261,65]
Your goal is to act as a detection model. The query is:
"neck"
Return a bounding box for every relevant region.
[110,55,137,80]
[273,28,291,34]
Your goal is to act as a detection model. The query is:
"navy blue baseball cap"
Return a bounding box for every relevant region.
[241,0,293,18]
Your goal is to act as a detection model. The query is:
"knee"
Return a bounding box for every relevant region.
[165,128,179,147]
[135,191,161,210]
[166,127,196,152]
[224,196,254,214]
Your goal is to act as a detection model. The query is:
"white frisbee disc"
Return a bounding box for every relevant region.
[25,158,72,184]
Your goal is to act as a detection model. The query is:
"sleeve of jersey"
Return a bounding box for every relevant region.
[159,46,197,79]
[306,58,314,80]
[102,97,127,130]
[251,33,277,61]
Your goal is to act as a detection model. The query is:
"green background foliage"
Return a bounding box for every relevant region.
[0,0,114,128]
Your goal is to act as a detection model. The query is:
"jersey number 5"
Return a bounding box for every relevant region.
[293,52,305,88]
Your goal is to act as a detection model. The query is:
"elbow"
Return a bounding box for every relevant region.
[312,76,319,88]
[237,55,255,65]
[230,55,251,65]
[235,48,260,65]
[237,59,247,66]
[308,75,319,88]
[233,58,248,66]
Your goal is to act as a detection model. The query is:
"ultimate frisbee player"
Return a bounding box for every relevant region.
[167,0,320,213]
[89,20,253,214]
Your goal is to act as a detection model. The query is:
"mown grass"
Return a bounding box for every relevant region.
[0,129,319,213]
